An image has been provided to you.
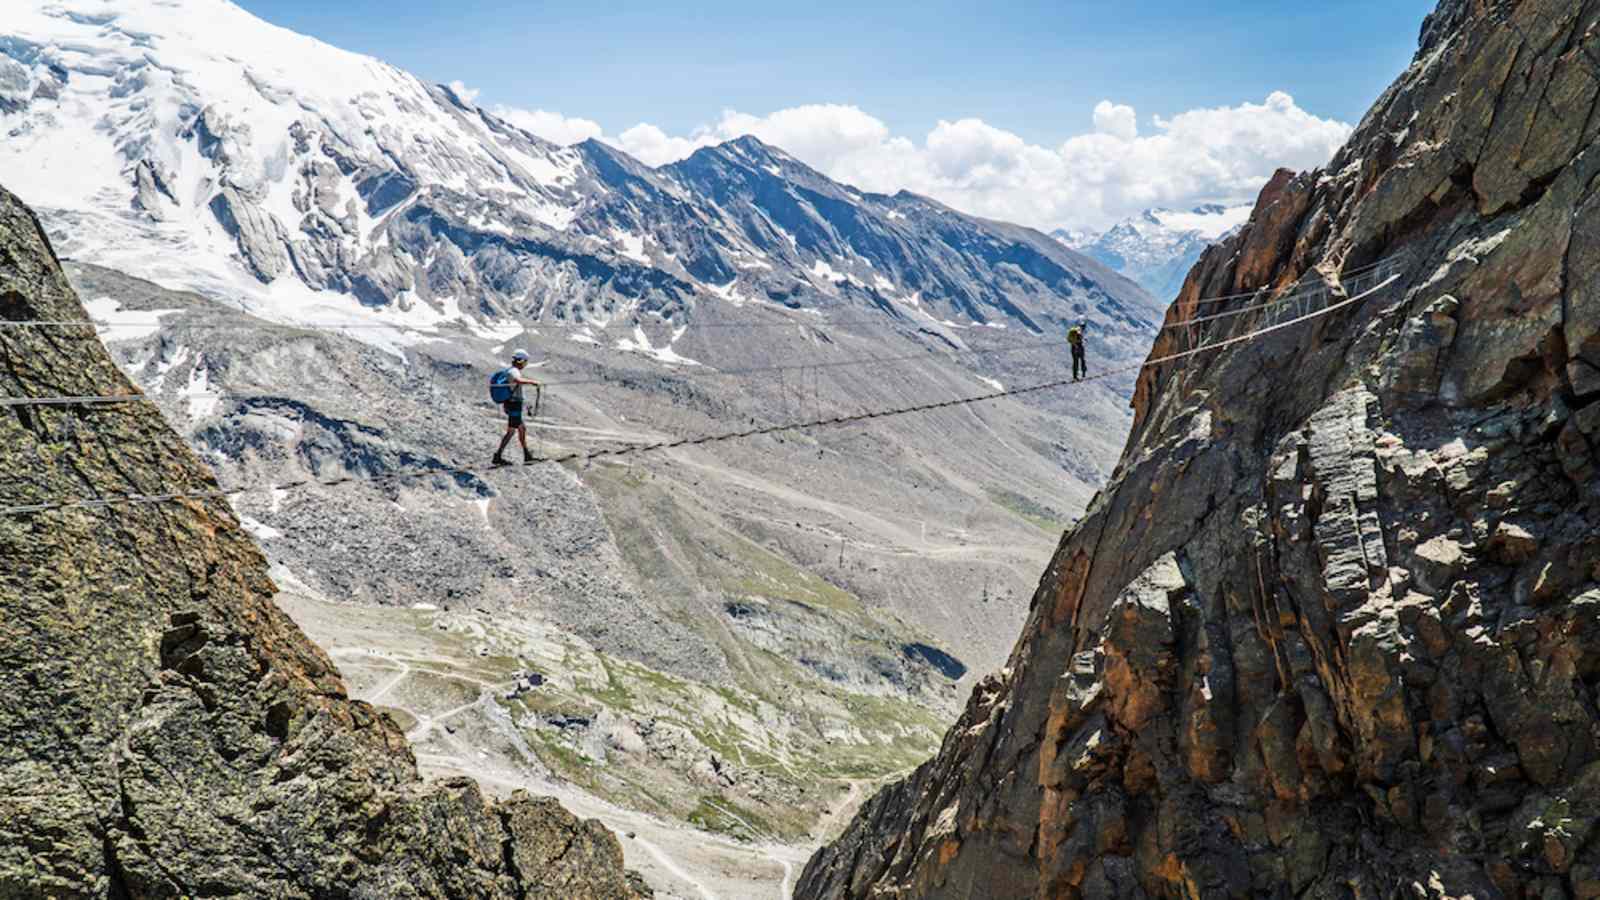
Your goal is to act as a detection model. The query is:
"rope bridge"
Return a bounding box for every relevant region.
[0,265,1407,518]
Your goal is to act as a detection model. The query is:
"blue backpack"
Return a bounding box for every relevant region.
[489,368,515,403]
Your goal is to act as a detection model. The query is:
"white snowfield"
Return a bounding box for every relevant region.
[1057,204,1252,257]
[1141,204,1252,240]
[2,0,587,347]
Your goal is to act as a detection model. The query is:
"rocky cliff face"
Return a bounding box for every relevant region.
[0,185,643,897]
[798,0,1600,896]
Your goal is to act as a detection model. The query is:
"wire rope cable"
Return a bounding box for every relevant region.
[0,273,1402,518]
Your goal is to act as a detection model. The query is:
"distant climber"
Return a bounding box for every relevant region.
[489,349,540,466]
[1067,321,1088,381]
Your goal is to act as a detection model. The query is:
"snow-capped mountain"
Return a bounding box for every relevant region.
[1,0,1156,360]
[0,0,1159,681]
[1054,204,1251,302]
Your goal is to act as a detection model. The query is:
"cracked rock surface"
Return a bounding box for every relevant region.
[0,183,644,897]
[798,0,1600,896]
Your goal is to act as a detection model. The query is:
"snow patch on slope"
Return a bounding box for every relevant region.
[237,514,284,540]
[616,325,699,366]
[84,297,182,342]
[1144,205,1251,239]
[1054,204,1252,300]
[704,279,752,306]
[182,354,221,419]
[611,228,651,264]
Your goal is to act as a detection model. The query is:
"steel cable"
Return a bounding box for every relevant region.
[0,273,1401,517]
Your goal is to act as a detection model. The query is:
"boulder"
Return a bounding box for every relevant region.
[1412,535,1465,596]
[1487,522,1539,565]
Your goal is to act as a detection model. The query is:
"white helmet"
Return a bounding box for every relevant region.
[511,349,530,362]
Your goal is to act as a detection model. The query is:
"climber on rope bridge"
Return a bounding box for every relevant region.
[489,349,541,466]
[1067,320,1088,382]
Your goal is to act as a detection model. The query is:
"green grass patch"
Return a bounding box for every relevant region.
[576,654,704,712]
[723,539,862,616]
[586,656,636,710]
[588,463,866,618]
[509,691,600,720]
[377,706,418,732]
[619,658,694,696]
[985,486,1067,534]
[385,670,480,711]
[713,685,760,716]
[529,729,600,786]
[687,794,779,841]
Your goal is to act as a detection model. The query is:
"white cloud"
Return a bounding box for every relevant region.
[491,105,605,146]
[713,104,892,171]
[579,104,898,169]
[1051,91,1352,224]
[1092,101,1138,141]
[492,93,1351,230]
[446,80,480,104]
[613,122,713,166]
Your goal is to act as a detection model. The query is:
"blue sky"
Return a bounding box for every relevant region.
[236,0,1434,143]
[232,0,1439,229]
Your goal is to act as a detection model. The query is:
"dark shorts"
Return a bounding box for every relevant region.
[503,400,524,427]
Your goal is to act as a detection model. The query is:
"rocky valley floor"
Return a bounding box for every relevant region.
[51,258,1144,896]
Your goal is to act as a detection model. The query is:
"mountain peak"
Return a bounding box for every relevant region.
[724,133,774,154]
[691,133,790,172]
[1052,203,1252,300]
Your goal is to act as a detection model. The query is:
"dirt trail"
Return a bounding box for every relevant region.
[813,779,877,843]
[776,854,794,900]
[329,647,520,742]
[631,835,717,900]
[525,418,667,444]
[366,662,411,702]
[419,754,810,900]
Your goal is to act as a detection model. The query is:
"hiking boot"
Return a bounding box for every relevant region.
[491,454,509,467]
[523,451,536,464]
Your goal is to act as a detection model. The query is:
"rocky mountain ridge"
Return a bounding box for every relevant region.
[0,182,646,898]
[2,0,1156,366]
[798,0,1600,895]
